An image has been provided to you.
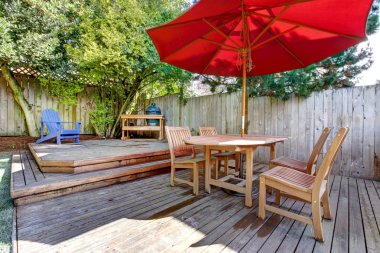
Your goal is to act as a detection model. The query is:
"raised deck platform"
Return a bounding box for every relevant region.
[28,140,170,173]
[11,148,171,206]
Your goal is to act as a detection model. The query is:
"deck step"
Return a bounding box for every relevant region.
[11,150,171,206]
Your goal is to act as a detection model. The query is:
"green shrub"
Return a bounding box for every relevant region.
[88,98,114,138]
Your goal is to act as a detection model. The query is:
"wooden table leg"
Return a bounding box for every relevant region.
[161,118,164,140]
[121,118,125,140]
[205,145,211,193]
[245,147,255,207]
[270,144,276,160]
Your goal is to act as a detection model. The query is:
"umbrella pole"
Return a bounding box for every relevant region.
[241,51,247,137]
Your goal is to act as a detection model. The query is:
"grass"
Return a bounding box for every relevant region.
[0,153,13,253]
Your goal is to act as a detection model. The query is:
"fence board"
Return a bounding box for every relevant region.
[363,86,376,179]
[7,81,15,135]
[375,85,380,180]
[352,87,364,178]
[341,88,353,177]
[305,94,315,164]
[332,89,343,175]
[276,99,285,157]
[0,79,8,134]
[298,97,307,161]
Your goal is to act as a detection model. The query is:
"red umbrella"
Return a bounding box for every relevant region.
[147,0,373,136]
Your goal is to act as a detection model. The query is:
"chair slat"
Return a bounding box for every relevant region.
[269,127,332,174]
[199,127,217,136]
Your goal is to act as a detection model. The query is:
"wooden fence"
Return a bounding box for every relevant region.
[1,74,379,180]
[155,85,380,180]
[0,75,94,136]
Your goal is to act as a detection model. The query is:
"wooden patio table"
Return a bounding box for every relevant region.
[185,135,288,207]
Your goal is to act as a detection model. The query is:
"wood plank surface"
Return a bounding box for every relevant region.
[12,155,171,199]
[375,85,380,180]
[154,85,380,180]
[363,86,376,179]
[13,168,379,253]
[348,177,366,253]
[28,140,169,168]
[331,176,349,253]
[357,179,380,253]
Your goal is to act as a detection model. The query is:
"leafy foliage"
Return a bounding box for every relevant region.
[39,78,85,105]
[88,98,114,137]
[64,0,192,137]
[0,0,78,74]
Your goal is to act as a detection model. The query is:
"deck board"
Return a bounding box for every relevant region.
[331,176,349,253]
[357,179,380,253]
[24,151,45,181]
[348,177,366,253]
[312,175,342,253]
[14,170,380,253]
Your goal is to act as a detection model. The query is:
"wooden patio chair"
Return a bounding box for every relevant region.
[199,127,239,179]
[36,109,81,145]
[258,127,349,242]
[269,127,332,175]
[166,126,215,195]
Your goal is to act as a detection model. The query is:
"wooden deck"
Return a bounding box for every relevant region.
[14,168,380,253]
[28,140,170,173]
[11,150,171,206]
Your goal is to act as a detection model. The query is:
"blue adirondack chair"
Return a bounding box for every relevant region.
[36,109,81,144]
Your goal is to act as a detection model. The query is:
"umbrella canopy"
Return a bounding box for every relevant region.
[147,0,373,136]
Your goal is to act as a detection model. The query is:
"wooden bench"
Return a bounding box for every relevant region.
[121,115,165,140]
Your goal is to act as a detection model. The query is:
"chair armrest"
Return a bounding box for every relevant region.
[75,122,81,131]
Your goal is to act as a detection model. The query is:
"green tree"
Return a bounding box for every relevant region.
[0,0,80,136]
[0,0,191,137]
[65,0,192,137]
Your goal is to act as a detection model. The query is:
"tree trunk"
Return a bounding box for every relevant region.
[109,88,139,138]
[1,66,39,137]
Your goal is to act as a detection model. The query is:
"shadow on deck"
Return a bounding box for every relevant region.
[14,168,380,253]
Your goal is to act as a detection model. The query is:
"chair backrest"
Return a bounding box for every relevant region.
[165,126,195,161]
[313,127,349,192]
[41,109,62,133]
[199,127,217,136]
[306,127,332,174]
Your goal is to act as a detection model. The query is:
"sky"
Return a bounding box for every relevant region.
[358,31,380,86]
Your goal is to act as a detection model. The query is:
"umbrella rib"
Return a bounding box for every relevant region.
[250,25,299,50]
[200,38,240,51]
[249,6,290,48]
[251,12,364,41]
[202,18,241,49]
[202,17,243,74]
[245,0,314,12]
[161,15,239,62]
[251,17,305,66]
